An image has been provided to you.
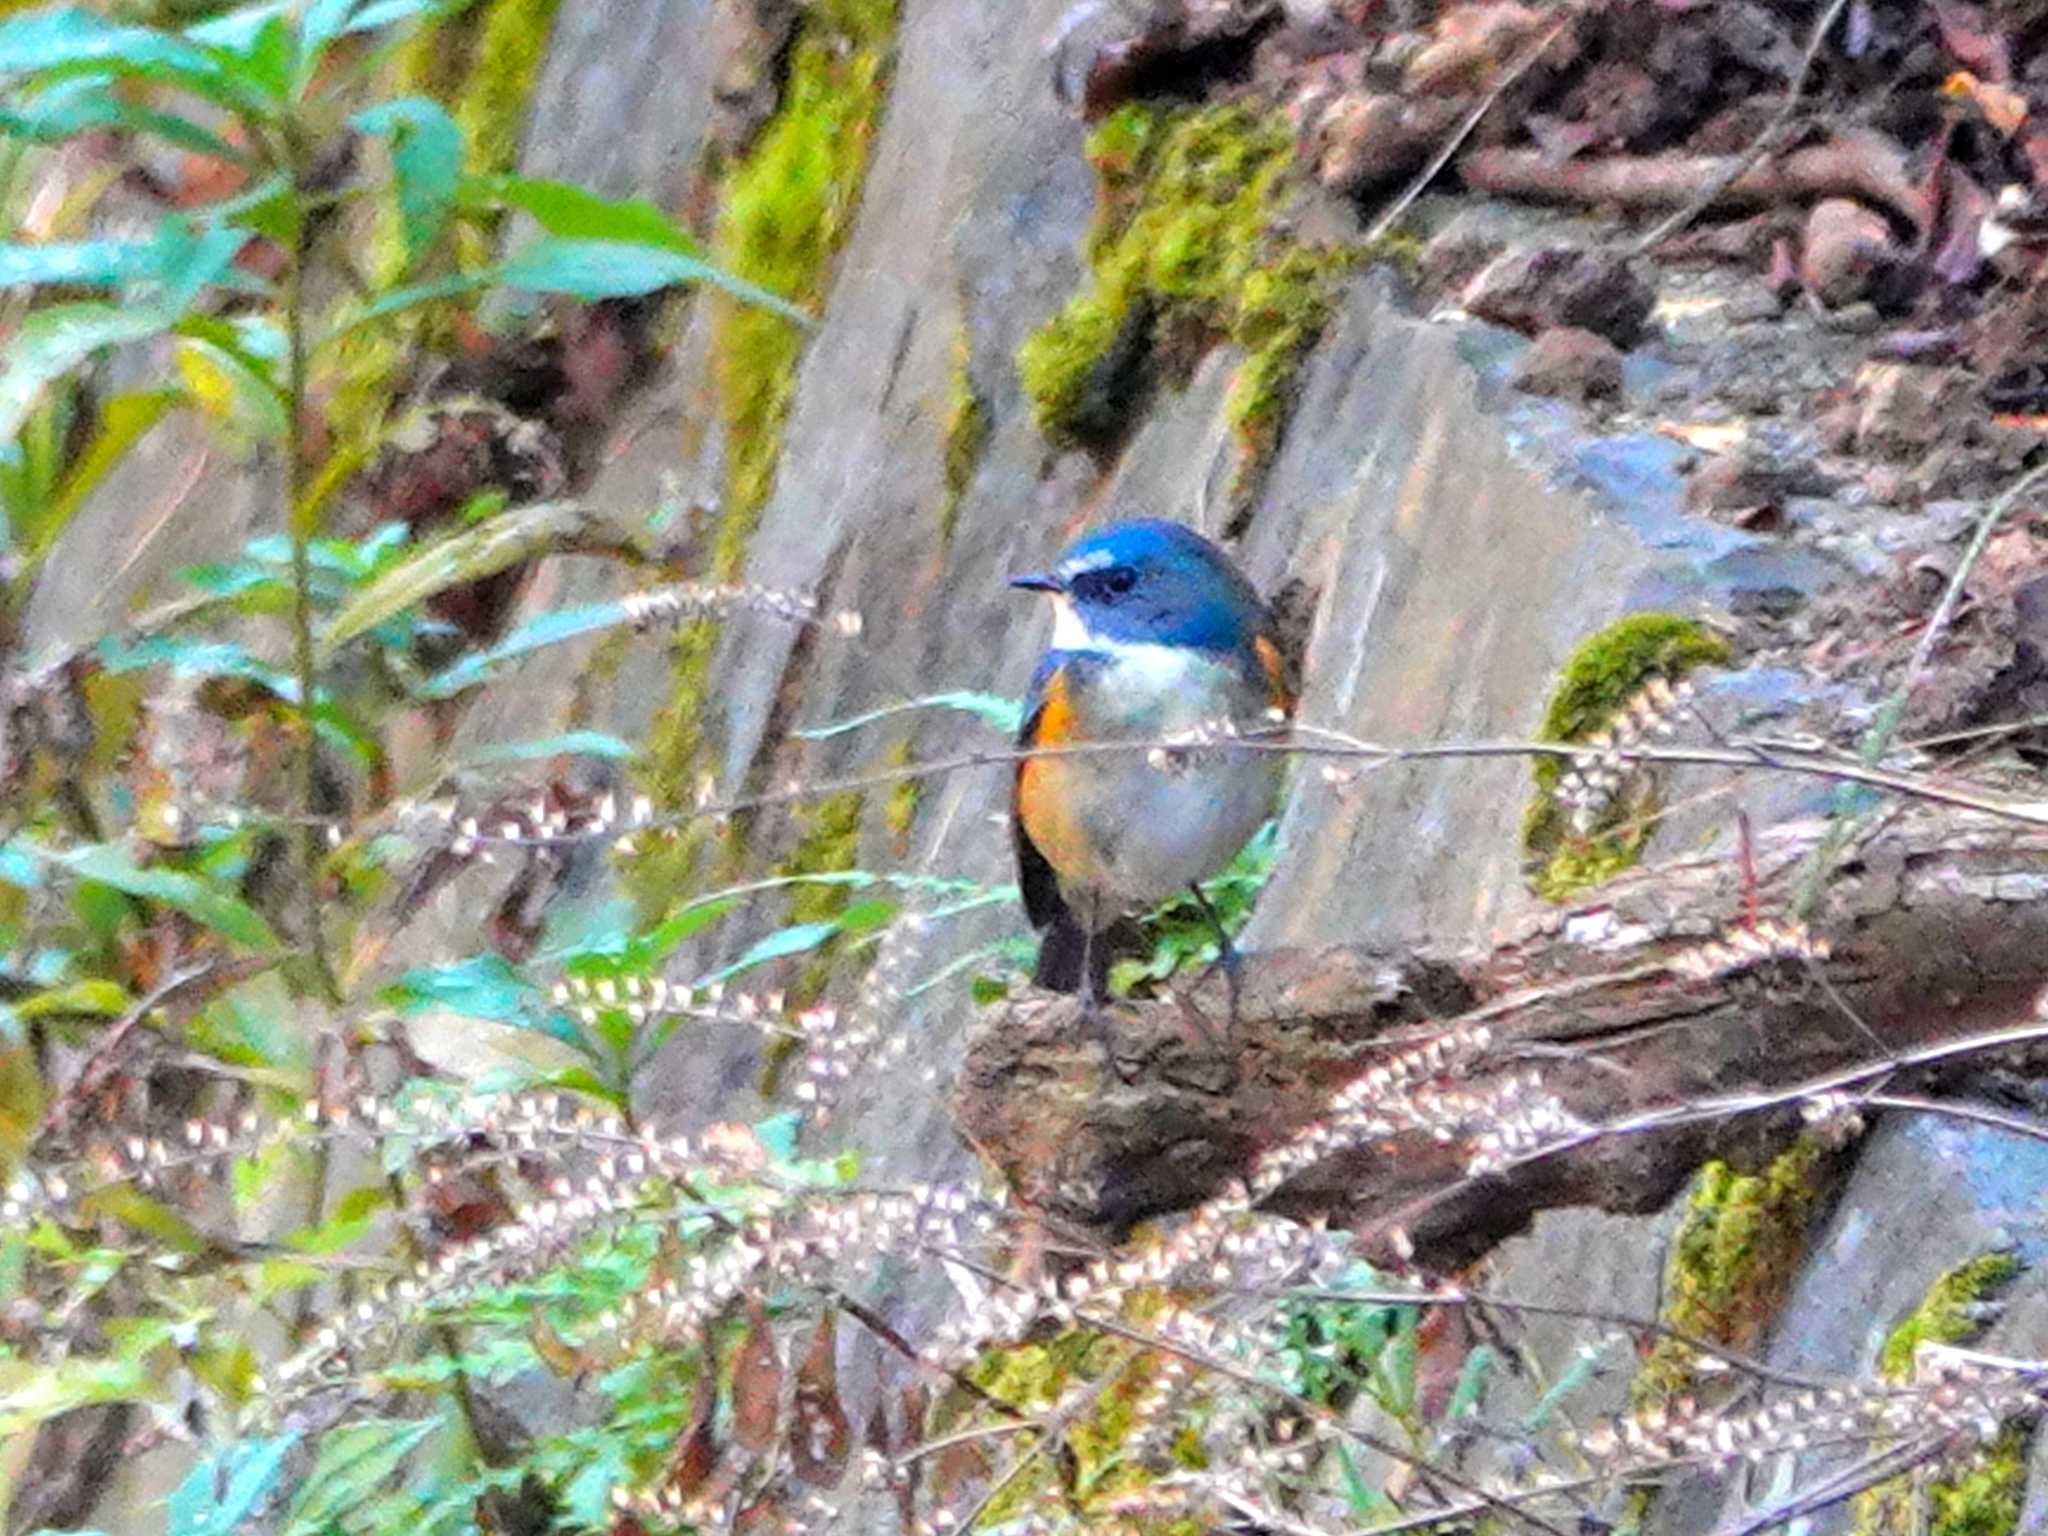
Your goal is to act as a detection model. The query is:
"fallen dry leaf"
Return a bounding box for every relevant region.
[1943,71,2028,138]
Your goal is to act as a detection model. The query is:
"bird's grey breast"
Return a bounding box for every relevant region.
[1058,641,1281,908]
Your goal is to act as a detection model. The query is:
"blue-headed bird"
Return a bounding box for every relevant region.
[1009,519,1294,1033]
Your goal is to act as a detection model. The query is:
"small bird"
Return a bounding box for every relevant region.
[1009,519,1294,1029]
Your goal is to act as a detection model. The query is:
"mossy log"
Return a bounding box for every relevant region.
[955,807,2048,1267]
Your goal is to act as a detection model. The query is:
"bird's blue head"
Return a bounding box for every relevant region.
[1009,519,1266,655]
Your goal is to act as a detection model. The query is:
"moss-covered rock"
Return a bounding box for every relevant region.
[1853,1251,2025,1536]
[1520,612,1730,902]
[1636,1139,1828,1403]
[1016,102,1352,506]
[632,0,899,914]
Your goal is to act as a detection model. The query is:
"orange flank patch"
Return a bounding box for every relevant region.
[1253,634,1295,716]
[1015,665,1094,884]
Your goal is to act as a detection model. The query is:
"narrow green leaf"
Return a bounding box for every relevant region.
[166,1433,302,1536]
[0,1356,156,1437]
[479,174,700,253]
[499,236,814,325]
[0,238,169,288]
[1443,1342,1497,1424]
[0,75,245,161]
[463,731,639,765]
[80,1186,208,1254]
[319,271,494,349]
[302,0,446,67]
[27,388,179,561]
[797,690,1024,740]
[701,921,841,986]
[316,501,603,661]
[177,334,287,447]
[41,842,282,951]
[14,978,128,1019]
[0,8,279,119]
[385,954,536,1025]
[354,96,462,267]
[420,596,634,698]
[0,303,175,445]
[285,1418,438,1531]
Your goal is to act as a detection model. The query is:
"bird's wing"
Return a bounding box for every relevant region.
[1012,652,1070,932]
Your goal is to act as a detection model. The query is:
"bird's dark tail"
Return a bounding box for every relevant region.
[1032,910,1145,1002]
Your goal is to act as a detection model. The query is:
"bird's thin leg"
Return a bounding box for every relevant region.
[1186,882,1242,1037]
[1079,893,1137,1080]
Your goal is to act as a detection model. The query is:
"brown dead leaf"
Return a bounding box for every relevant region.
[731,1297,783,1454]
[789,1310,852,1487]
[668,1349,721,1502]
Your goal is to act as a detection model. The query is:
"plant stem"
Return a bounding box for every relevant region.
[281,132,340,1003]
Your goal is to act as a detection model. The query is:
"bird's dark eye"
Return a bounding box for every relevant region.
[1073,565,1138,603]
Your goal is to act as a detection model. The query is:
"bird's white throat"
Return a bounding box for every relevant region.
[1048,595,1092,650]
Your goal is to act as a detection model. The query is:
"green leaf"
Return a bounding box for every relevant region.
[463,731,639,765]
[0,238,172,288]
[0,304,176,445]
[0,8,278,120]
[0,75,245,161]
[419,595,643,698]
[1443,1342,1496,1424]
[354,97,462,268]
[177,335,287,448]
[316,501,604,662]
[701,921,840,986]
[38,842,282,951]
[284,1418,438,1533]
[166,1433,302,1536]
[24,388,178,563]
[14,978,128,1020]
[479,174,700,253]
[0,1356,156,1437]
[753,1110,802,1163]
[99,633,301,700]
[797,690,1024,740]
[319,271,494,348]
[499,236,814,325]
[80,1185,208,1254]
[385,954,537,1025]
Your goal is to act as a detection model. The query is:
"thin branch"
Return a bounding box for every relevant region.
[1364,1016,2048,1244]
[1627,0,1851,255]
[1860,1092,2048,1148]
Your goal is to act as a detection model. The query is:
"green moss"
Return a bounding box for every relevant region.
[632,0,898,913]
[1852,1253,2026,1536]
[1636,1140,1826,1403]
[1017,101,1349,498]
[1521,613,1731,902]
[966,1322,1199,1527]
[711,0,897,562]
[1880,1252,2020,1378]
[939,325,989,545]
[883,739,920,848]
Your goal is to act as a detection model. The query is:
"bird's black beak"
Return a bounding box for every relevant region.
[1008,570,1063,594]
